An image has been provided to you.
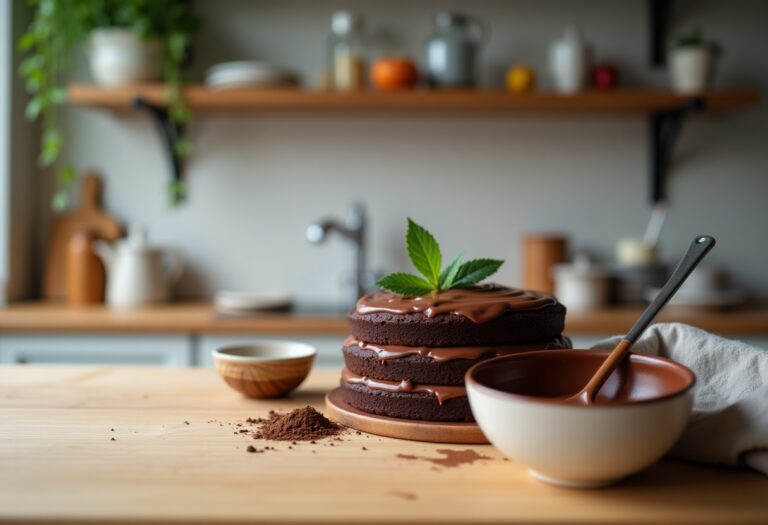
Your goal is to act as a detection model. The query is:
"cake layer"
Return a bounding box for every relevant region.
[340,370,472,422]
[349,285,565,346]
[342,335,571,385]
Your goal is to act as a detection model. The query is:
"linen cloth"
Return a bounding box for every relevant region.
[593,323,768,475]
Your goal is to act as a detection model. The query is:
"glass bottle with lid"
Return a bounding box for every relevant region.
[329,10,367,91]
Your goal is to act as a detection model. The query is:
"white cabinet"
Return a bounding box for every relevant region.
[197,334,345,368]
[0,334,193,366]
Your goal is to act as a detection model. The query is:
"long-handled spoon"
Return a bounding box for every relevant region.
[568,235,716,405]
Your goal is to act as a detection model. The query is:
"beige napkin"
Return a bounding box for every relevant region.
[593,323,768,475]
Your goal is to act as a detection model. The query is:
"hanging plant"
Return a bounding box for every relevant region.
[19,0,199,209]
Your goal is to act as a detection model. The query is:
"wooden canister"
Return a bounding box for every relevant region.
[522,234,568,294]
[66,230,106,306]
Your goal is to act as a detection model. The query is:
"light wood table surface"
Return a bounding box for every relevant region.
[2,366,767,525]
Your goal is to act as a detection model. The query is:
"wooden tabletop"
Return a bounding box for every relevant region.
[2,366,766,525]
[1,302,767,335]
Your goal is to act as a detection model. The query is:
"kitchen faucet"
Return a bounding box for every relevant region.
[306,203,370,307]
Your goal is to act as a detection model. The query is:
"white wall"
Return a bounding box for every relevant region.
[51,0,767,306]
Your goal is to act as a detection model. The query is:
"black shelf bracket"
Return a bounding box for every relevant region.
[648,97,705,204]
[133,97,186,203]
[649,0,674,67]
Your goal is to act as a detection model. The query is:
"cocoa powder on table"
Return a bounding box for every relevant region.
[249,406,345,442]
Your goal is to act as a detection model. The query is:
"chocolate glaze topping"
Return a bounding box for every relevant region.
[341,368,467,404]
[355,284,557,324]
[344,335,569,362]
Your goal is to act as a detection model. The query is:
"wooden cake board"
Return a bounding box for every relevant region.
[325,387,489,444]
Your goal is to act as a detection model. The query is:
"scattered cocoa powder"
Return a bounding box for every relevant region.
[250,407,344,442]
[395,449,491,468]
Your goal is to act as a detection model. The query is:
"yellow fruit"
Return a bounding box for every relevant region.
[506,66,536,93]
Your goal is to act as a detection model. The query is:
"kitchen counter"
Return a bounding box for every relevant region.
[1,301,767,335]
[2,366,766,524]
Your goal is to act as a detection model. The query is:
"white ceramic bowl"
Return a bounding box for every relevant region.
[466,349,695,488]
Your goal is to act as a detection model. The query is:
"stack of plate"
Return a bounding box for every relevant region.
[205,61,300,89]
[214,290,293,316]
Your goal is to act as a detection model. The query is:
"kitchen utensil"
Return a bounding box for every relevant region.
[567,235,715,405]
[554,254,609,310]
[213,341,316,398]
[66,230,105,306]
[43,173,123,300]
[642,202,669,247]
[466,349,695,488]
[522,234,567,294]
[95,226,184,308]
[426,11,486,88]
[549,26,590,93]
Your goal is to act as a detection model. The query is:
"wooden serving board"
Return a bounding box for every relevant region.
[325,387,488,444]
[1,366,767,525]
[43,173,123,300]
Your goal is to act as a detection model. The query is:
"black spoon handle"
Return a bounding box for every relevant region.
[625,235,716,345]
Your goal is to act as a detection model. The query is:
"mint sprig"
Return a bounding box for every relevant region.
[376,219,504,296]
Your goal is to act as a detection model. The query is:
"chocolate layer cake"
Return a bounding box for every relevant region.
[338,285,568,422]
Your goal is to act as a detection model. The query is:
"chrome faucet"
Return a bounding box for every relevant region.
[306,203,370,307]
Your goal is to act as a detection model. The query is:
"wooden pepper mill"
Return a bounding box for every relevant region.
[66,229,106,306]
[522,234,568,294]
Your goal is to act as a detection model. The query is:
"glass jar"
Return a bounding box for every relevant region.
[329,11,367,91]
[426,12,487,88]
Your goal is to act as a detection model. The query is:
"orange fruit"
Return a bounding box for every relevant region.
[371,58,419,91]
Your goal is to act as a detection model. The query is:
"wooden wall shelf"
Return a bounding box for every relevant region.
[67,84,759,114]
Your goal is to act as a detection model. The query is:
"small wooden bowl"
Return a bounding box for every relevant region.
[212,341,316,398]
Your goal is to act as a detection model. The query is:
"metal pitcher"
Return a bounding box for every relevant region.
[426,12,487,88]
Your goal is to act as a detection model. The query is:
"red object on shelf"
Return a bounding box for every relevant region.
[370,58,419,91]
[593,63,619,90]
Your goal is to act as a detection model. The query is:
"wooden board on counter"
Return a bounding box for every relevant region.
[1,366,766,525]
[1,302,767,335]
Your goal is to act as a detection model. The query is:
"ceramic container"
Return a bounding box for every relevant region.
[549,26,590,93]
[426,12,486,88]
[95,227,184,308]
[213,341,316,398]
[90,28,161,87]
[466,349,695,488]
[554,254,610,310]
[670,47,713,93]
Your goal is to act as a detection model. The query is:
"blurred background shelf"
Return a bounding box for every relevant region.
[67,84,760,114]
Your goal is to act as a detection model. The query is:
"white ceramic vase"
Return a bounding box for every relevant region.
[549,26,590,93]
[89,28,162,87]
[670,47,713,93]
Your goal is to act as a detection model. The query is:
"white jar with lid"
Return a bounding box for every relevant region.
[554,254,610,311]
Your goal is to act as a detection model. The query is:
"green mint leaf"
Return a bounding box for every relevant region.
[376,273,434,297]
[438,251,464,290]
[452,259,504,288]
[406,218,442,287]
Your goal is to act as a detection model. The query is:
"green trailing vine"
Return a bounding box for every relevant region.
[19,0,198,209]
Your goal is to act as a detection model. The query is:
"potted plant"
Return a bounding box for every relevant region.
[669,29,721,94]
[19,0,199,208]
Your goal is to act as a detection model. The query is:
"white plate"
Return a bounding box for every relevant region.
[214,290,293,313]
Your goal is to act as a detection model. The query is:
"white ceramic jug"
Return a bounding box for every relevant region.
[95,227,184,308]
[549,26,590,93]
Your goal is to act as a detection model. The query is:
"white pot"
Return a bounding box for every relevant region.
[89,28,162,87]
[549,26,590,93]
[670,47,713,93]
